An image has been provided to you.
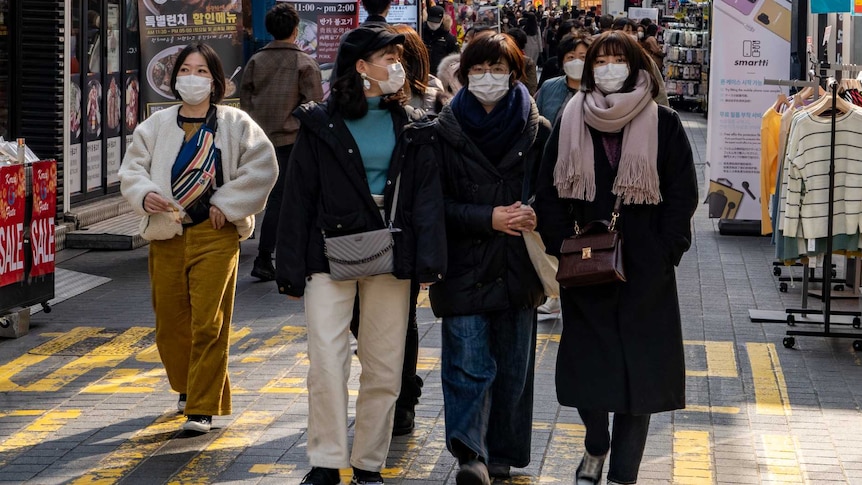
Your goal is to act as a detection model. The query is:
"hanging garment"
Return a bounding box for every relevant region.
[760,108,782,235]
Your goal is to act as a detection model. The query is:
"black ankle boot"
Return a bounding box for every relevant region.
[251,254,275,281]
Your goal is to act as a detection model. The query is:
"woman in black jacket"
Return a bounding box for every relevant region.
[275,25,446,485]
[533,32,698,485]
[429,34,550,485]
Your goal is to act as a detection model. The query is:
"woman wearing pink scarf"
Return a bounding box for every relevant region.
[533,31,698,485]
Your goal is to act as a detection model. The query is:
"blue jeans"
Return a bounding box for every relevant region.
[441,309,537,467]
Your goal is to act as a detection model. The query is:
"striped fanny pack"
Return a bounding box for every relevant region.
[171,119,219,209]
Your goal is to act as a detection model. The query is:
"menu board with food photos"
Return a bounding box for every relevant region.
[286,0,358,64]
[137,0,244,117]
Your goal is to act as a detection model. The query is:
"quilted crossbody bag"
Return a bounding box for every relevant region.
[322,176,401,281]
[556,195,626,288]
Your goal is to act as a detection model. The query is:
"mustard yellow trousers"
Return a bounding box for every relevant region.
[149,221,239,416]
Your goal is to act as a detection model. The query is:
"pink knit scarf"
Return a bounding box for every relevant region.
[553,70,661,205]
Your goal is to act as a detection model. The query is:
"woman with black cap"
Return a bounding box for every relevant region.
[275,24,447,485]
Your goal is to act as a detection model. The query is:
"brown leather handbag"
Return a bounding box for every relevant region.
[556,196,626,288]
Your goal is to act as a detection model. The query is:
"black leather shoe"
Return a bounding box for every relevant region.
[392,406,415,436]
[251,256,275,281]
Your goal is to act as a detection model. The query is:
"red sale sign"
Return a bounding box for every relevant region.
[0,165,25,286]
[30,161,56,278]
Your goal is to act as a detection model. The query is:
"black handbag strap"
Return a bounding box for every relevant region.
[575,195,623,235]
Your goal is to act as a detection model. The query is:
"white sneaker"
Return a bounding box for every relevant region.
[182,415,212,433]
[537,298,561,314]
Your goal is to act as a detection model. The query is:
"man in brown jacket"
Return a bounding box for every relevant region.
[241,2,323,281]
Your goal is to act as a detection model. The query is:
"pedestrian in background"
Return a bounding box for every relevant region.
[276,25,446,485]
[431,33,550,485]
[422,6,458,76]
[119,43,277,433]
[533,31,698,485]
[505,28,538,96]
[240,2,323,281]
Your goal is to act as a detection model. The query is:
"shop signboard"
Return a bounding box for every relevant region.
[358,0,418,29]
[85,72,103,191]
[68,74,83,194]
[0,165,25,287]
[30,161,56,278]
[285,0,359,64]
[137,0,245,117]
[706,0,791,222]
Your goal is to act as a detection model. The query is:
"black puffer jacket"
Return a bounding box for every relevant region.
[428,100,550,317]
[275,100,447,297]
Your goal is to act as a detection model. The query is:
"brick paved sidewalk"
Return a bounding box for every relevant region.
[1,112,862,484]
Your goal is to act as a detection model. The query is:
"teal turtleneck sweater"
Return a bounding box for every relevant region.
[343,97,396,195]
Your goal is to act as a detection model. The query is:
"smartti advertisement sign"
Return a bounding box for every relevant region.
[705,0,791,222]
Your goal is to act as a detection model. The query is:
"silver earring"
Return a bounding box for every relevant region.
[361,73,371,90]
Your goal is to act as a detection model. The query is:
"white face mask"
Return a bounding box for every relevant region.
[427,21,442,30]
[563,59,585,81]
[175,74,212,105]
[468,72,510,105]
[637,32,644,39]
[368,61,406,94]
[593,63,629,94]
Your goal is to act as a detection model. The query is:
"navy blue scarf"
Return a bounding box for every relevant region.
[450,82,531,164]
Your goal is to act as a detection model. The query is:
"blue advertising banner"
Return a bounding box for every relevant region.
[811,0,852,13]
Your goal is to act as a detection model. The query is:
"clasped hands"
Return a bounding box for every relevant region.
[492,202,537,236]
[144,192,226,230]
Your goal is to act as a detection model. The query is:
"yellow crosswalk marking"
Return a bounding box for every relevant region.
[415,354,440,371]
[417,288,431,308]
[541,423,586,478]
[22,327,153,392]
[0,410,44,418]
[0,327,104,391]
[760,434,804,483]
[746,343,792,415]
[673,430,713,484]
[684,341,738,378]
[683,405,740,414]
[240,326,304,363]
[386,417,446,479]
[69,413,185,485]
[0,410,82,467]
[249,464,296,474]
[82,368,165,393]
[167,411,278,485]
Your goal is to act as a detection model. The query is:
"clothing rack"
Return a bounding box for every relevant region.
[750,77,862,351]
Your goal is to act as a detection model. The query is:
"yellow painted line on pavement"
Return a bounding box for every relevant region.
[82,368,165,394]
[0,410,81,466]
[168,411,278,485]
[22,327,153,392]
[241,326,304,363]
[0,410,45,418]
[417,288,431,308]
[673,430,713,484]
[70,413,185,485]
[760,434,804,483]
[746,343,792,416]
[415,355,440,371]
[683,405,741,414]
[541,423,586,479]
[249,464,296,475]
[387,416,446,479]
[537,333,562,343]
[0,327,104,391]
[684,341,738,378]
[260,376,306,394]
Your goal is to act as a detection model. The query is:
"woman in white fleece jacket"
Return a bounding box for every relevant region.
[119,43,277,433]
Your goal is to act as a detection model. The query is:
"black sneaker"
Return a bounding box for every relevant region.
[487,463,511,478]
[251,256,275,281]
[177,393,187,412]
[182,414,212,433]
[392,406,415,436]
[456,460,491,485]
[351,467,383,485]
[301,467,341,485]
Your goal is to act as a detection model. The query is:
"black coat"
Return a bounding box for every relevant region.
[275,101,447,297]
[422,25,458,75]
[428,100,550,317]
[533,106,698,414]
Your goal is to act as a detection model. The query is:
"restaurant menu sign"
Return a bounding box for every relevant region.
[30,161,57,278]
[0,165,25,287]
[279,0,358,64]
[137,0,245,117]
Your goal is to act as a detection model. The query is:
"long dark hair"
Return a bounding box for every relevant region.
[330,43,406,119]
[391,24,429,97]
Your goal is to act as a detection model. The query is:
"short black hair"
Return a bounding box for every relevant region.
[361,0,391,17]
[581,31,660,98]
[612,17,635,31]
[646,24,658,37]
[459,33,525,87]
[171,43,226,104]
[599,14,614,29]
[265,3,299,40]
[506,27,527,50]
[556,34,591,69]
[639,17,653,27]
